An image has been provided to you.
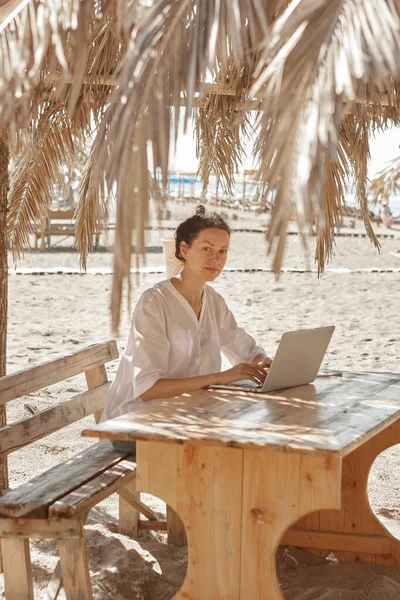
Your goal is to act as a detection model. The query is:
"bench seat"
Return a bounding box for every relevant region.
[0,441,136,520]
[0,342,169,600]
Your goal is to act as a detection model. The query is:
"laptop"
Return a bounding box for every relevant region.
[211,326,336,393]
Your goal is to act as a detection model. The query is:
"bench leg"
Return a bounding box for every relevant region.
[58,528,93,600]
[119,479,140,537]
[1,538,33,599]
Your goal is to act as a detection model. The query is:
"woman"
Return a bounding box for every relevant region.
[103,205,271,431]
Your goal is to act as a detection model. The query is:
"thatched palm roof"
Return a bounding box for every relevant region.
[3,0,400,329]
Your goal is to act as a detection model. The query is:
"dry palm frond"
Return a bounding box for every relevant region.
[7,103,75,258]
[75,135,108,270]
[195,63,256,195]
[314,123,352,273]
[7,0,124,264]
[0,0,100,129]
[344,109,379,250]
[195,97,246,194]
[369,155,400,205]
[91,0,272,329]
[251,0,400,273]
[314,113,380,272]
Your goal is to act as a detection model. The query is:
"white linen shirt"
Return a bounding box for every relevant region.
[102,279,266,420]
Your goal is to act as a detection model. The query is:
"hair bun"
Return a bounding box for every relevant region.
[195,205,206,217]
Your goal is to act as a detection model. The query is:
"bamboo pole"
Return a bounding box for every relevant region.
[0,130,9,492]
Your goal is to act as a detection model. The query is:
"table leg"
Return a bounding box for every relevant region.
[136,441,244,599]
[137,441,341,600]
[240,448,341,599]
[323,420,400,566]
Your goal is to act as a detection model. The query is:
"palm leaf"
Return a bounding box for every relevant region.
[251,0,400,272]
[0,0,101,129]
[7,102,75,258]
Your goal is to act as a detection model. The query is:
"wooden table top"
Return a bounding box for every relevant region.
[83,372,400,456]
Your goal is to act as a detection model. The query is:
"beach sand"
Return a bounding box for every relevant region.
[2,206,400,599]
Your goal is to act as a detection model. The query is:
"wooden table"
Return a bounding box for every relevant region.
[83,371,400,599]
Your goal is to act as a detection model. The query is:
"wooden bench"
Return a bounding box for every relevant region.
[34,209,100,249]
[0,341,167,600]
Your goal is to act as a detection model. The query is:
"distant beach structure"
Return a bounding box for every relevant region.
[165,171,271,212]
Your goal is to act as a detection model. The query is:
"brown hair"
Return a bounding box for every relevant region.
[175,205,230,261]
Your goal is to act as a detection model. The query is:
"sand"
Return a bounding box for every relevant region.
[2,205,400,599]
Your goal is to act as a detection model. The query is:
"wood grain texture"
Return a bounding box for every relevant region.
[118,479,140,538]
[118,487,157,522]
[0,518,83,539]
[58,526,93,600]
[167,506,187,546]
[1,538,33,600]
[320,419,400,567]
[85,365,108,424]
[0,441,127,518]
[83,372,400,456]
[49,458,136,518]
[46,560,63,600]
[282,529,391,554]
[137,440,243,599]
[0,383,111,457]
[0,340,118,404]
[240,449,341,599]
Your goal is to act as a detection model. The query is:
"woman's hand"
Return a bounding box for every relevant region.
[256,356,273,370]
[215,362,269,386]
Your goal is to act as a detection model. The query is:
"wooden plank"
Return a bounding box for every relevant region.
[85,364,108,424]
[0,382,111,456]
[0,441,127,518]
[138,520,167,531]
[282,528,391,554]
[1,538,33,600]
[118,479,140,537]
[49,459,136,518]
[82,372,400,456]
[137,441,243,599]
[240,449,341,599]
[58,526,93,600]
[118,487,158,522]
[167,506,187,546]
[0,518,82,539]
[0,340,118,404]
[46,560,62,600]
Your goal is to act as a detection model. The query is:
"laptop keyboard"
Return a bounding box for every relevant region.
[231,380,262,389]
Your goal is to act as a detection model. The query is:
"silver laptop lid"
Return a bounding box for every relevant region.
[262,326,335,392]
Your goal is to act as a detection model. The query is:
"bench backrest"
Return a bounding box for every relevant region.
[0,340,118,458]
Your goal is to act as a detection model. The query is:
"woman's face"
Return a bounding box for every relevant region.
[180,228,230,281]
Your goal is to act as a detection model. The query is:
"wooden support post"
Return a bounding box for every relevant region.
[46,560,63,600]
[167,506,187,546]
[58,523,93,600]
[240,450,341,599]
[0,130,9,573]
[118,478,140,538]
[321,420,400,567]
[291,420,400,568]
[1,538,34,600]
[137,441,242,599]
[85,364,108,423]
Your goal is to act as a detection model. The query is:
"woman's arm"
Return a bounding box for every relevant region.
[140,362,269,401]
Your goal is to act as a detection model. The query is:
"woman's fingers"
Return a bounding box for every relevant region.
[242,364,267,382]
